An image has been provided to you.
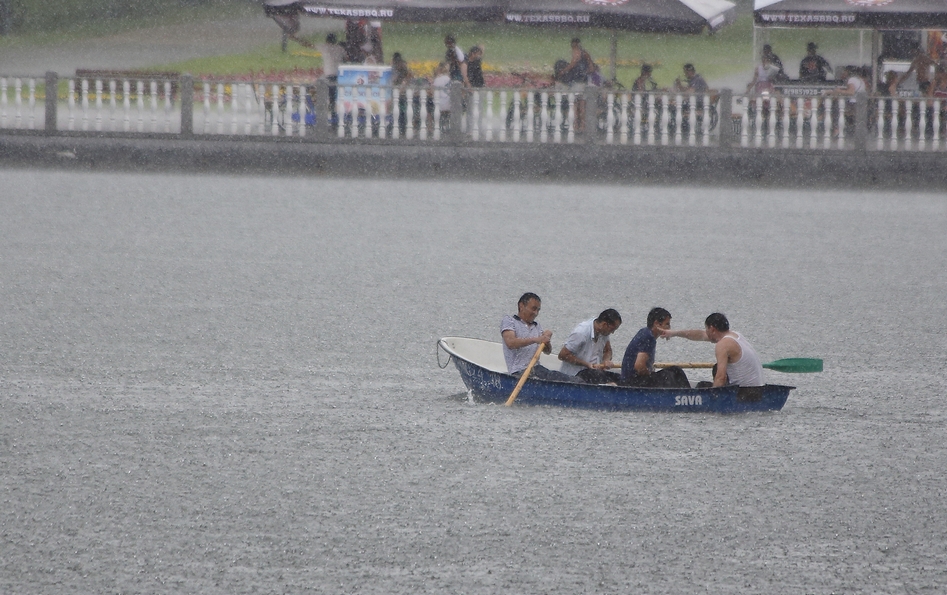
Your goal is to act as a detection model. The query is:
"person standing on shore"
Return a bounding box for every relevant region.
[319,33,344,116]
[660,312,763,387]
[444,34,470,87]
[560,38,595,131]
[467,45,485,88]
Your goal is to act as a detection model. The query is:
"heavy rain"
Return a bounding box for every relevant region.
[2,1,946,593]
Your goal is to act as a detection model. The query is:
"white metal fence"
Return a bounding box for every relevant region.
[730,93,945,151]
[2,72,946,153]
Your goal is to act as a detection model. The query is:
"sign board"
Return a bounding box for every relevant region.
[337,65,392,115]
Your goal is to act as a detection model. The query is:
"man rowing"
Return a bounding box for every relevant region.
[660,312,763,387]
[501,292,581,383]
[558,309,622,384]
[619,307,690,388]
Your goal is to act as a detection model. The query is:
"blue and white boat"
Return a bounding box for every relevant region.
[438,337,793,413]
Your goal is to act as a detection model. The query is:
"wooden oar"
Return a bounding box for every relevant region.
[608,358,823,373]
[505,343,545,407]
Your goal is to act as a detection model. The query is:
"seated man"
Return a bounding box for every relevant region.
[619,307,690,388]
[632,64,658,92]
[558,309,622,384]
[501,293,581,383]
[674,63,709,94]
[661,312,763,387]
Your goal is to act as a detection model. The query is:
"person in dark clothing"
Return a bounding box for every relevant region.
[799,42,832,82]
[632,63,658,92]
[620,307,691,388]
[467,45,485,88]
[392,52,414,134]
[762,44,786,80]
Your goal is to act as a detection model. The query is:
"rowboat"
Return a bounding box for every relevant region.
[437,337,794,413]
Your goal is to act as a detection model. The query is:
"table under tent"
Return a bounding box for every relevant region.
[753,0,947,93]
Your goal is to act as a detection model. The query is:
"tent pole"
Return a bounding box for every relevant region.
[752,23,757,71]
[610,29,618,82]
[871,29,880,93]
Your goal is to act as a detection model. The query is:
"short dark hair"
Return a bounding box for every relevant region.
[641,63,652,74]
[445,34,455,44]
[704,312,730,332]
[571,37,581,45]
[647,307,671,329]
[518,292,541,306]
[683,63,695,71]
[596,309,622,326]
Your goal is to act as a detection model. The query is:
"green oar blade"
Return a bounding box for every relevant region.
[763,358,823,373]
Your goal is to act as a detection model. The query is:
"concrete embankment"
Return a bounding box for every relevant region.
[2,133,946,189]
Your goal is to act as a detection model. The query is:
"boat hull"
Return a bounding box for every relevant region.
[440,337,793,413]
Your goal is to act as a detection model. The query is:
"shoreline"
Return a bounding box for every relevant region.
[2,132,945,189]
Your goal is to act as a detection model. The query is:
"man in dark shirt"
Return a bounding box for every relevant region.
[620,307,690,388]
[799,42,831,82]
[467,45,485,88]
[674,63,709,94]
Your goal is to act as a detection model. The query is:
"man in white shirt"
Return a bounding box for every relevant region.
[319,33,344,115]
[558,309,622,384]
[501,293,581,383]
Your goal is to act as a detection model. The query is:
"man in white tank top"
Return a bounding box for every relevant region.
[659,313,764,387]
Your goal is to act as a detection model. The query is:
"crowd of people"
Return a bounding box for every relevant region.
[745,40,947,101]
[303,23,947,139]
[500,293,764,389]
[297,23,724,134]
[298,20,947,106]
[310,26,711,99]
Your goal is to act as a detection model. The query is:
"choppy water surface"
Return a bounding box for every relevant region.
[1,170,945,593]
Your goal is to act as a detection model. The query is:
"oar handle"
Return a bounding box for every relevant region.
[505,343,546,407]
[608,362,713,369]
[608,359,823,372]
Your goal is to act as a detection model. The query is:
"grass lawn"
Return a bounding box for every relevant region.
[2,5,865,90]
[152,16,760,88]
[151,14,865,89]
[0,2,259,48]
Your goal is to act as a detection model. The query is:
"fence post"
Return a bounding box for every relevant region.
[45,71,58,133]
[313,79,329,141]
[179,74,193,137]
[717,88,733,148]
[854,91,868,151]
[584,87,599,144]
[448,81,463,142]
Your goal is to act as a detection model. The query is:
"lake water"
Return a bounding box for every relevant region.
[1,169,945,593]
